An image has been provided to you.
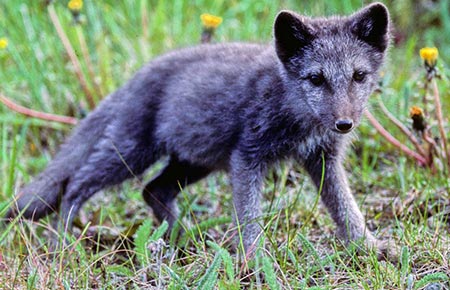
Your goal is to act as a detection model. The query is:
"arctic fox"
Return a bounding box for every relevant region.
[7,3,390,255]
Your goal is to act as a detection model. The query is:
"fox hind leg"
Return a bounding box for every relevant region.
[59,138,157,230]
[142,156,211,228]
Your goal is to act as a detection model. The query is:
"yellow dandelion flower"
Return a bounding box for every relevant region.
[419,47,438,68]
[410,106,423,118]
[200,13,223,29]
[0,37,8,49]
[68,0,83,11]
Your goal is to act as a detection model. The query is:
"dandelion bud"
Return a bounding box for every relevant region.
[410,106,426,132]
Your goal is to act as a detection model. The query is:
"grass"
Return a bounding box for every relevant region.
[1,0,450,289]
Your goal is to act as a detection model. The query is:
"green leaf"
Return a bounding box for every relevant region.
[105,265,134,277]
[178,216,230,247]
[414,272,449,289]
[135,220,168,266]
[164,265,189,290]
[197,252,222,290]
[207,241,235,282]
[149,220,169,242]
[262,256,280,290]
[400,246,410,284]
[134,219,152,265]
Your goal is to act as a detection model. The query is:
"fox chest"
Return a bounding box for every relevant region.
[238,125,336,167]
[296,132,332,158]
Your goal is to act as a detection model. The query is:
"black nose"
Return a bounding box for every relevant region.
[335,119,354,133]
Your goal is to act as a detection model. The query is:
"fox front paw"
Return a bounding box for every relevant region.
[374,238,399,262]
[347,233,398,262]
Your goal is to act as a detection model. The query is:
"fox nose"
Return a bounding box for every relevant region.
[335,119,354,133]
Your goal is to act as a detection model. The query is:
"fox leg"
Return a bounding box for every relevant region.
[303,151,376,245]
[305,153,400,260]
[59,137,157,230]
[229,150,267,256]
[142,156,211,228]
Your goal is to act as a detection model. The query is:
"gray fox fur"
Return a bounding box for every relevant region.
[6,3,390,255]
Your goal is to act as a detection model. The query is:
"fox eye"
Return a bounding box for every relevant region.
[308,73,325,86]
[353,71,367,83]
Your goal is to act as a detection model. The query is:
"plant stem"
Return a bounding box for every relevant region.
[48,4,96,110]
[431,78,449,165]
[377,97,428,160]
[364,110,427,165]
[75,26,103,100]
[422,80,429,117]
[0,94,78,125]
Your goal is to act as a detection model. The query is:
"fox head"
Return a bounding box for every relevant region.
[274,3,390,134]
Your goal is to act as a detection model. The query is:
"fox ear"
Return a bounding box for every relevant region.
[349,2,390,52]
[274,11,314,62]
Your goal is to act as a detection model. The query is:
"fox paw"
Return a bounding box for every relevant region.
[347,234,399,263]
[374,238,399,262]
